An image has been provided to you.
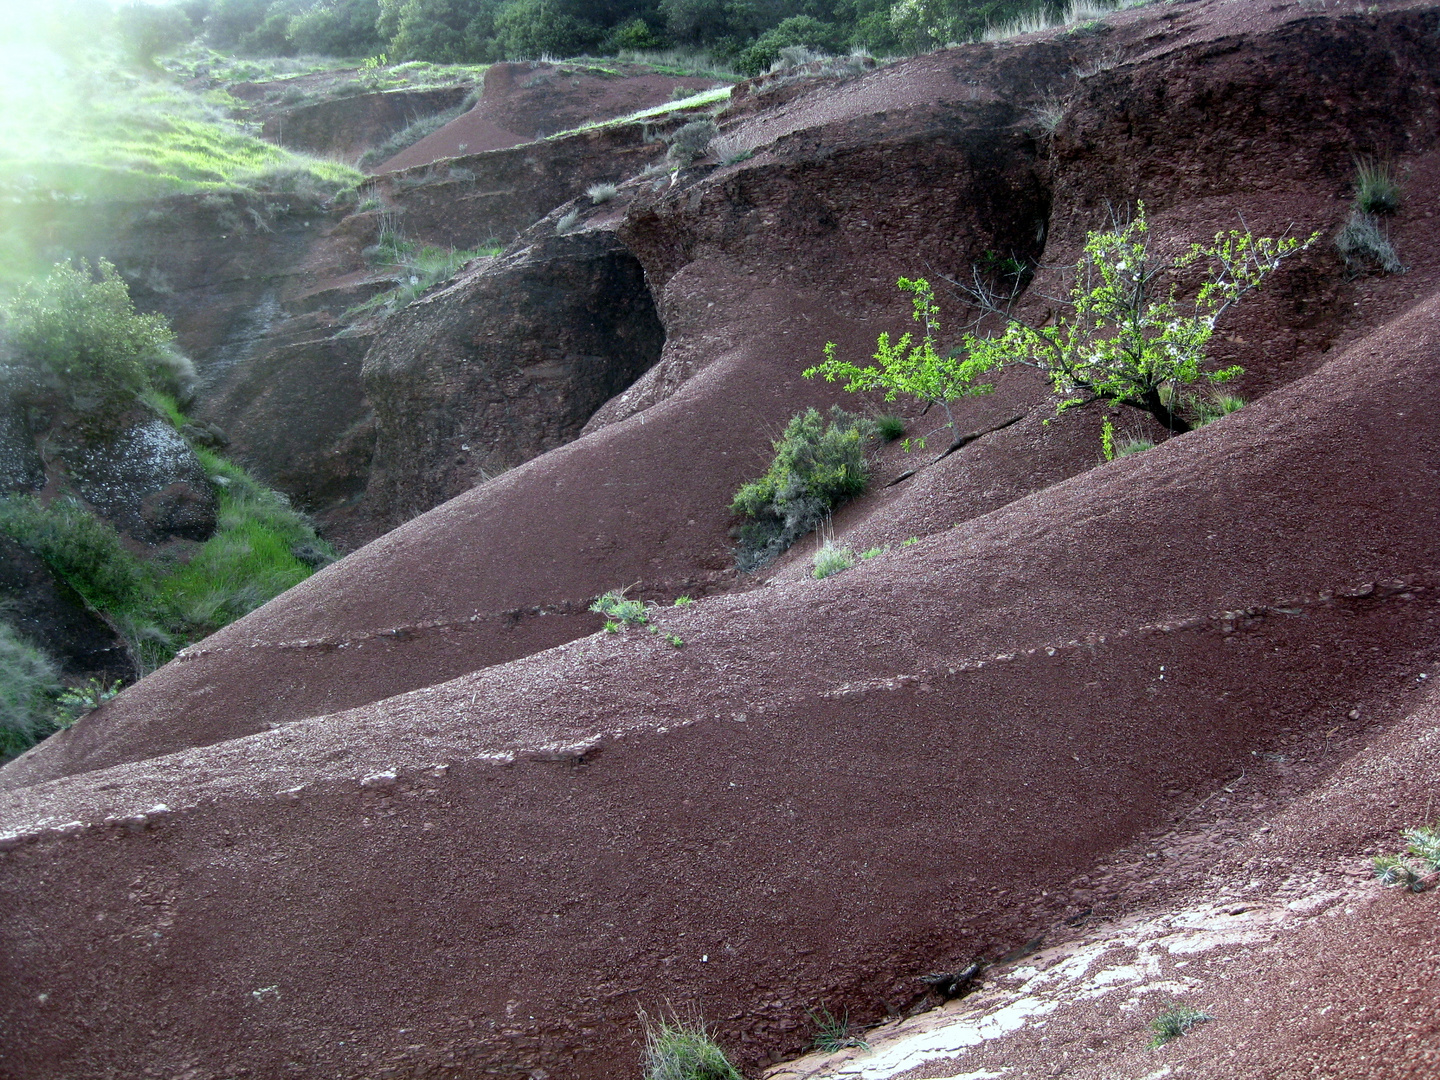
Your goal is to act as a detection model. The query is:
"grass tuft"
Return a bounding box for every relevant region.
[590,590,648,627]
[876,414,906,441]
[0,623,62,761]
[812,545,855,580]
[587,181,619,204]
[1354,158,1401,215]
[1336,211,1404,275]
[641,1010,743,1080]
[808,1004,869,1052]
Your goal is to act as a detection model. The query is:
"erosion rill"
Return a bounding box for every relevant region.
[3,3,1440,1078]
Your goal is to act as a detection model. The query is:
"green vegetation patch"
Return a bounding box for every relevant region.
[0,52,361,208]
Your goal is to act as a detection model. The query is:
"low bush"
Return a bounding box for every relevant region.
[555,208,582,234]
[53,677,123,728]
[876,414,906,441]
[0,623,62,761]
[1336,211,1403,275]
[0,495,153,616]
[2,259,174,410]
[731,406,876,571]
[812,545,855,579]
[667,118,718,165]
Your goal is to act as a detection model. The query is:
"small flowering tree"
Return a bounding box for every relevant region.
[806,204,1316,446]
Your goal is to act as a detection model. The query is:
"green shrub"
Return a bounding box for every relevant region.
[812,544,855,579]
[642,1011,743,1080]
[3,259,174,409]
[1148,1004,1212,1047]
[53,677,122,728]
[876,414,906,441]
[0,623,62,761]
[731,406,875,571]
[1336,211,1403,275]
[809,205,1314,447]
[807,1003,869,1052]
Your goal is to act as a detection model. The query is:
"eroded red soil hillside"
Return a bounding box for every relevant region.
[2,1,1439,1077]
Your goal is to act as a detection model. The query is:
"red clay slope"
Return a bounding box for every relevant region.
[1,281,1438,1079]
[3,1,1440,1075]
[9,0,1437,789]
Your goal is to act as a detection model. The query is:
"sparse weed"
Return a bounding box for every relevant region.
[591,590,649,627]
[0,623,62,761]
[1336,211,1404,275]
[53,677,122,728]
[1032,95,1067,134]
[812,545,855,580]
[1192,391,1245,426]
[664,633,685,648]
[1148,1004,1212,1047]
[673,595,694,607]
[860,546,886,560]
[1115,436,1154,458]
[1372,822,1440,891]
[667,118,718,165]
[900,536,919,547]
[641,1009,743,1080]
[556,208,582,234]
[807,1004,869,1053]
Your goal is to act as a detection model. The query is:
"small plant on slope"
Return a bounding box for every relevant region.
[731,407,876,572]
[642,1010,743,1080]
[0,623,61,761]
[809,204,1314,448]
[808,1003,870,1052]
[53,677,122,728]
[1336,212,1403,276]
[812,544,855,580]
[1148,1004,1212,1047]
[591,590,649,628]
[955,203,1315,434]
[1353,157,1401,216]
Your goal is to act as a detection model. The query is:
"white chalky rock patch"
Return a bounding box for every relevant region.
[769,887,1357,1080]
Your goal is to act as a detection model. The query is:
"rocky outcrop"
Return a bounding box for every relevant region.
[261,86,472,159]
[361,228,665,528]
[0,538,135,683]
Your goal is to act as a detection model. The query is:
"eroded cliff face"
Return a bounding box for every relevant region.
[3,3,1440,1078]
[362,230,666,528]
